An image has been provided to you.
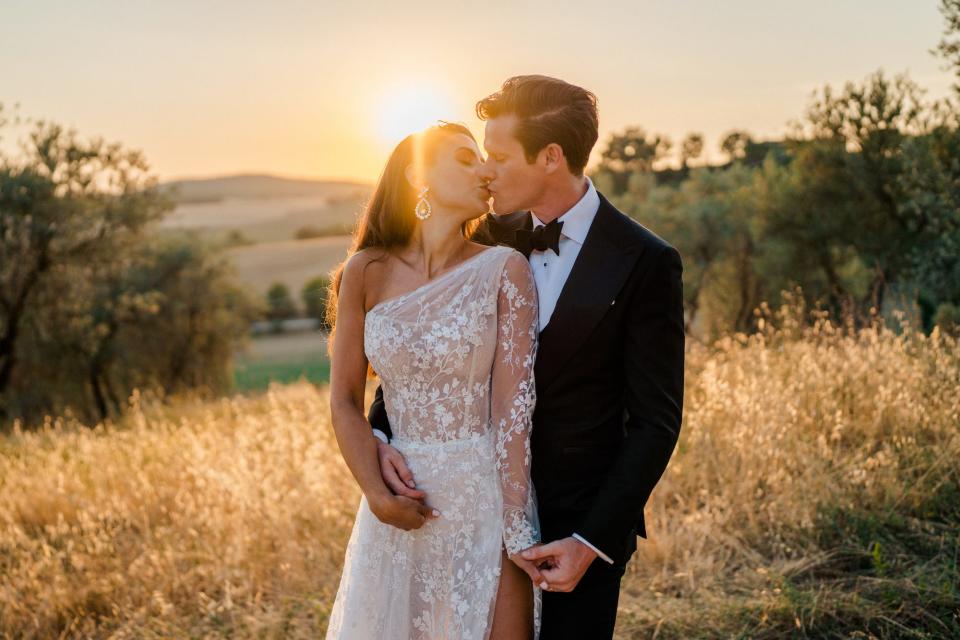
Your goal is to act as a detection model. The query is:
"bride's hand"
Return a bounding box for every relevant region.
[369,493,440,531]
[509,545,549,590]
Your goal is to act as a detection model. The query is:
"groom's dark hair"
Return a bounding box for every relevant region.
[476,75,598,176]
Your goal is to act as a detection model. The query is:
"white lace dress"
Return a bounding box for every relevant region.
[326,246,541,640]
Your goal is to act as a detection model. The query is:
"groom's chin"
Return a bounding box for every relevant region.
[489,198,512,216]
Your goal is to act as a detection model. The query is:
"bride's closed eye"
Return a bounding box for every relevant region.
[455,148,479,166]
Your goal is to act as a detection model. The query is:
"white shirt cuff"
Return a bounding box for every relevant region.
[372,429,389,444]
[572,533,614,564]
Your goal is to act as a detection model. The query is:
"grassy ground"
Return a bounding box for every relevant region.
[232,331,331,392]
[1,308,958,638]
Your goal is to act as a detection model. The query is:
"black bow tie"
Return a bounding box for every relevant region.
[515,219,563,258]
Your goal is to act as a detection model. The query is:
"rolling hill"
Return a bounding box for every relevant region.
[157,174,367,297]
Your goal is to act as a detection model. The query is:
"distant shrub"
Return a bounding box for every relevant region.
[302,276,331,330]
[266,283,298,331]
[934,302,960,336]
[294,225,351,240]
[224,229,254,247]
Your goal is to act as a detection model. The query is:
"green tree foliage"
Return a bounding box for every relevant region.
[301,276,331,330]
[266,283,297,331]
[0,109,259,425]
[789,71,960,318]
[680,133,704,169]
[936,0,960,92]
[601,69,959,337]
[720,130,751,161]
[595,127,673,193]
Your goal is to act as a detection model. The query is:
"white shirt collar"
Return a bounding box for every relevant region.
[531,177,600,245]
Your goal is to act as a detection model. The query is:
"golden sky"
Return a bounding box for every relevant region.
[2,1,952,182]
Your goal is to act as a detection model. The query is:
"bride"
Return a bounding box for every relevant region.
[324,122,543,639]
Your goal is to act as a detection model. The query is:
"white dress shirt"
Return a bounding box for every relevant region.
[376,177,615,564]
[528,177,600,330]
[527,178,614,565]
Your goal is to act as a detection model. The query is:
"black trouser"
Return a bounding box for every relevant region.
[537,512,636,640]
[539,558,627,639]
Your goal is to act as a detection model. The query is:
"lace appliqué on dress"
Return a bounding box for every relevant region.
[326,246,541,639]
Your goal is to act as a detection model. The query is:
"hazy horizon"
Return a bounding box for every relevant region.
[2,1,953,182]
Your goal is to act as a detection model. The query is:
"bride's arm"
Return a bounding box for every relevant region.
[491,252,541,559]
[329,252,434,531]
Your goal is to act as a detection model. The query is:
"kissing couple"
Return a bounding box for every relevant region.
[324,75,684,639]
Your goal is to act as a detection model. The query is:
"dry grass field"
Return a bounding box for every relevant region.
[159,177,370,244]
[158,176,364,299]
[1,306,958,639]
[226,236,352,297]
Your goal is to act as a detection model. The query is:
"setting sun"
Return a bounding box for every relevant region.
[374,83,458,147]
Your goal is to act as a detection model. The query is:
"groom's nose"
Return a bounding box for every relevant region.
[477,162,495,182]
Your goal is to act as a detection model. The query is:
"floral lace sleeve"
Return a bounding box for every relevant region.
[491,251,540,556]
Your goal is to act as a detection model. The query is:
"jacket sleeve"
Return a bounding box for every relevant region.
[575,244,685,561]
[367,384,392,441]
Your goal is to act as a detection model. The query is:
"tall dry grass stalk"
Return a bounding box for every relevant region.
[621,301,960,637]
[1,301,958,638]
[1,386,359,638]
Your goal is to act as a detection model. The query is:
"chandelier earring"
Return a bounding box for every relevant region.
[414,186,432,220]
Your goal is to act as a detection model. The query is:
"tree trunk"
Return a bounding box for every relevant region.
[0,247,51,396]
[89,366,109,423]
[734,236,756,332]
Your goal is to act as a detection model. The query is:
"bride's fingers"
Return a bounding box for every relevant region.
[510,556,547,589]
[521,561,545,586]
[413,499,441,520]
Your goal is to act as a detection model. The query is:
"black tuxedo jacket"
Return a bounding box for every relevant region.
[368,193,685,564]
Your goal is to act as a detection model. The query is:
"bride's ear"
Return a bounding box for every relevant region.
[404,164,423,191]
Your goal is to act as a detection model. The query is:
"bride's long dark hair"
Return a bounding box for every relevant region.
[326,122,479,338]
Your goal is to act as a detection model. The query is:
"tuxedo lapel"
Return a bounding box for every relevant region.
[534,198,641,392]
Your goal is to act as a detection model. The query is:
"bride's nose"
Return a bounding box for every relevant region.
[477,162,494,181]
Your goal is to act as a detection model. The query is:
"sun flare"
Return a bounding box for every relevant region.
[375,84,457,147]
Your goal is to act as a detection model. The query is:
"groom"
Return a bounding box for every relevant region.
[369,75,684,639]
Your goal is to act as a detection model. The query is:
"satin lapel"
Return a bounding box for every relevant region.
[534,202,640,392]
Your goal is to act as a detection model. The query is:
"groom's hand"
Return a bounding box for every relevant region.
[376,440,427,501]
[521,537,597,592]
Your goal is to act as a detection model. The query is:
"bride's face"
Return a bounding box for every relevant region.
[419,133,490,223]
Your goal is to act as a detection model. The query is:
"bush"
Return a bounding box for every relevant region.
[934,302,960,336]
[301,276,331,330]
[0,108,258,425]
[266,283,297,331]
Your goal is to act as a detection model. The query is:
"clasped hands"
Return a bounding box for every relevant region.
[374,440,596,592]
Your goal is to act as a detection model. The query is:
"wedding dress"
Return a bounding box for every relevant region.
[326,245,541,639]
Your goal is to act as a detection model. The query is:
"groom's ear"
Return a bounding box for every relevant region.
[540,143,566,174]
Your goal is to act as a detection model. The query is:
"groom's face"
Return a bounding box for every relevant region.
[480,115,546,215]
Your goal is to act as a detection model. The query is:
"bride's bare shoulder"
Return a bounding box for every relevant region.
[346,247,393,272]
[340,248,391,295]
